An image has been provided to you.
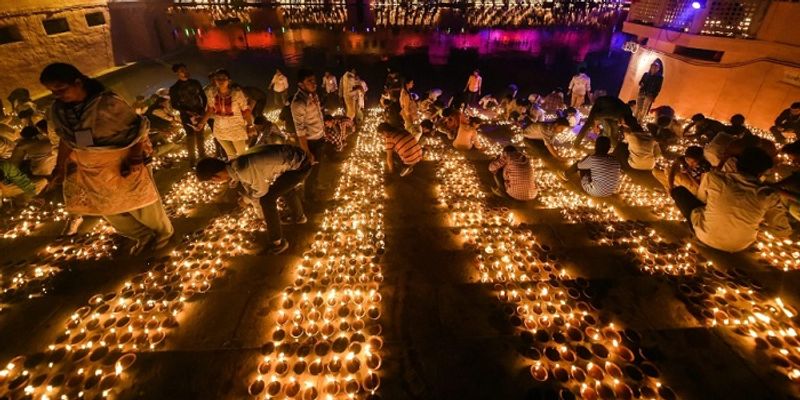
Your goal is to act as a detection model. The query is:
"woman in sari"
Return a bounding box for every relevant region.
[40,63,173,255]
[197,69,254,160]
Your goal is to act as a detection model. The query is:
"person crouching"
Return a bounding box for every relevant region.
[378,122,422,177]
[195,144,311,255]
[489,145,538,201]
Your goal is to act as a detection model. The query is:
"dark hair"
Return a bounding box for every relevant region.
[509,111,520,120]
[421,119,434,130]
[565,107,577,115]
[213,69,231,79]
[377,122,395,134]
[503,145,519,154]
[685,146,705,161]
[297,69,314,82]
[17,108,33,120]
[627,100,636,107]
[39,62,105,98]
[35,119,48,133]
[656,115,672,128]
[253,115,268,126]
[578,67,587,74]
[195,158,228,181]
[323,114,333,122]
[442,107,456,118]
[736,147,773,177]
[554,117,570,128]
[730,114,745,126]
[595,136,611,155]
[791,102,800,109]
[691,113,705,122]
[172,63,187,73]
[20,126,38,139]
[782,141,800,157]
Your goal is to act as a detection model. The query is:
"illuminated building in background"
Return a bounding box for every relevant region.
[620,0,800,130]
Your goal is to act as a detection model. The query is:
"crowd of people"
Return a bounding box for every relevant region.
[2,59,799,258]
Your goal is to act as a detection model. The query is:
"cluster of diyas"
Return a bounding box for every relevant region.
[163,173,226,218]
[372,4,442,27]
[432,136,676,399]
[248,109,385,399]
[675,268,800,385]
[0,202,69,239]
[755,232,800,272]
[281,4,349,26]
[0,205,264,399]
[616,176,682,221]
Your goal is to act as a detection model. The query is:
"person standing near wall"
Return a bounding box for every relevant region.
[635,61,663,122]
[269,69,289,109]
[40,63,173,256]
[464,69,482,108]
[169,63,207,167]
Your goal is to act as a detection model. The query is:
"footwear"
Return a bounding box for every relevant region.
[129,236,155,256]
[400,166,414,177]
[556,170,569,182]
[491,187,505,198]
[153,233,174,250]
[270,239,290,255]
[61,216,84,236]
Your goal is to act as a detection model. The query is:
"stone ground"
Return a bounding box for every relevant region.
[3,61,800,400]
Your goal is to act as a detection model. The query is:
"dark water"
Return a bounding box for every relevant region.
[126,3,631,103]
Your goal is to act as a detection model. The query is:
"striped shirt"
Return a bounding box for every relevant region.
[577,155,621,197]
[489,152,538,201]
[385,130,423,165]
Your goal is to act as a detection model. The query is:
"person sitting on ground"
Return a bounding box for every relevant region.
[488,145,538,201]
[453,116,482,151]
[669,147,791,253]
[719,134,778,173]
[770,102,800,144]
[322,114,354,152]
[250,115,287,147]
[559,136,621,197]
[653,146,711,196]
[623,130,662,171]
[195,144,311,255]
[420,119,435,139]
[478,94,499,110]
[379,122,422,178]
[527,95,546,122]
[541,89,566,114]
[573,96,642,148]
[521,117,570,159]
[563,107,582,128]
[436,107,461,140]
[683,113,727,141]
[11,126,56,177]
[703,131,737,168]
[0,158,46,203]
[772,141,800,221]
[724,114,752,137]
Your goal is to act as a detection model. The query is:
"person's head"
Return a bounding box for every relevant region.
[554,117,571,131]
[790,102,800,116]
[276,69,284,76]
[404,79,414,90]
[34,119,47,134]
[627,100,637,108]
[578,67,587,74]
[736,146,774,178]
[595,136,611,155]
[195,157,230,182]
[20,126,38,139]
[691,113,706,123]
[40,63,102,103]
[473,69,480,76]
[253,115,269,129]
[730,114,745,127]
[565,107,577,116]
[323,114,335,127]
[503,145,520,156]
[782,141,800,165]
[509,111,520,121]
[17,108,34,122]
[420,119,434,133]
[649,62,661,75]
[684,146,705,168]
[442,107,457,119]
[656,115,673,128]
[377,122,396,136]
[212,69,231,91]
[297,69,316,93]
[468,116,482,127]
[172,63,189,80]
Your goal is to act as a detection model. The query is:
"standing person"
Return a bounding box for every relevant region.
[573,96,641,148]
[322,71,339,111]
[379,122,421,177]
[195,144,311,254]
[268,69,289,109]
[488,145,538,201]
[464,69,482,107]
[196,69,254,160]
[623,130,662,171]
[399,78,419,138]
[341,68,358,120]
[169,63,207,167]
[559,136,621,197]
[353,74,368,125]
[40,63,173,255]
[568,67,592,108]
[634,61,663,121]
[291,69,326,198]
[770,102,800,144]
[670,147,791,252]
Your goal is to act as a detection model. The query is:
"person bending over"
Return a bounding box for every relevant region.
[488,145,537,201]
[653,146,710,196]
[770,102,800,144]
[195,144,311,255]
[669,147,791,253]
[521,117,570,159]
[573,96,641,149]
[559,136,621,197]
[379,122,422,178]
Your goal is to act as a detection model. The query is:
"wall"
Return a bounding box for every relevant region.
[0,1,115,100]
[107,0,185,65]
[757,1,800,47]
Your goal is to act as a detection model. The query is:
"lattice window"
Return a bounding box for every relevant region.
[660,0,694,31]
[628,0,665,25]
[701,0,769,38]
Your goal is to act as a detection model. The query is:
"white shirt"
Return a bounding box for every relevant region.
[624,132,661,170]
[323,75,338,94]
[270,73,289,93]
[692,171,791,252]
[569,73,591,95]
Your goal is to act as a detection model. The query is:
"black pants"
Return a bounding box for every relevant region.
[670,186,704,225]
[493,168,509,197]
[465,91,479,106]
[259,164,312,243]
